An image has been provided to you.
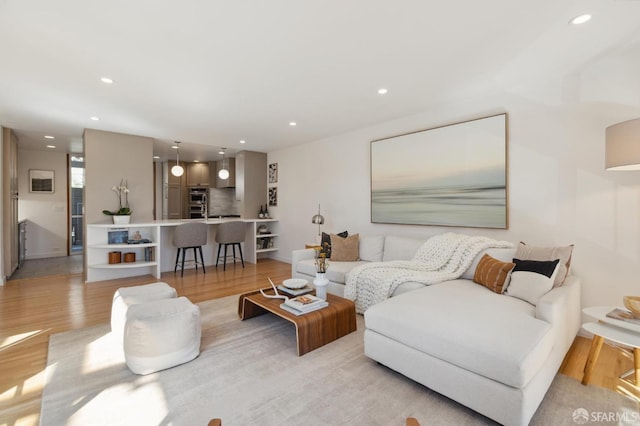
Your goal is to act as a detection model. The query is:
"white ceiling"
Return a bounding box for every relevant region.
[1,0,640,162]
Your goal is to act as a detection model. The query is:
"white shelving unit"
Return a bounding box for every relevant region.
[256,233,279,253]
[247,219,279,262]
[86,223,161,282]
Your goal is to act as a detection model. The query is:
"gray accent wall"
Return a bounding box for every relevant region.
[83,129,154,224]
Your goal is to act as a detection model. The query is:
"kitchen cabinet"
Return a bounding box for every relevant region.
[166,185,182,219]
[186,162,209,187]
[211,158,236,188]
[162,161,184,220]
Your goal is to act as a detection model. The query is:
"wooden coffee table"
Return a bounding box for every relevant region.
[238,289,357,356]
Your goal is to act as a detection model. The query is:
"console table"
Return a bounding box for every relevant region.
[581,306,640,385]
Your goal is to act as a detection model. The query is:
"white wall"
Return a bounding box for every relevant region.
[268,45,640,310]
[17,149,68,259]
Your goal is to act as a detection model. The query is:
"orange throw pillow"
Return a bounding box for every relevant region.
[473,254,516,294]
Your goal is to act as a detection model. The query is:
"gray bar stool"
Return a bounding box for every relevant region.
[173,222,207,277]
[215,221,245,271]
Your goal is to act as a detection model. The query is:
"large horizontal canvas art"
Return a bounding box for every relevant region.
[371,113,508,229]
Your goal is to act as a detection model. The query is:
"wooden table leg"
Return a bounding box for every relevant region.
[634,347,640,386]
[582,334,604,385]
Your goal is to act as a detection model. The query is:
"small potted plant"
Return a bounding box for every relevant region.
[103,179,132,224]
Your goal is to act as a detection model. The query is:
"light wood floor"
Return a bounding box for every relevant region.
[0,259,638,425]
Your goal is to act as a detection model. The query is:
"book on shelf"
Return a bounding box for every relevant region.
[283,294,328,313]
[144,247,155,262]
[276,285,313,297]
[280,301,328,316]
[606,308,640,325]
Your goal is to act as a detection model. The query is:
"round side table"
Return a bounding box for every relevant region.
[581,306,640,386]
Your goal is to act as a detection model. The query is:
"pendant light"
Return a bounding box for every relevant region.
[171,141,184,177]
[218,147,229,179]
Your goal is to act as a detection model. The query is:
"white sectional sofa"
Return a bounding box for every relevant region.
[291,235,581,426]
[292,235,429,297]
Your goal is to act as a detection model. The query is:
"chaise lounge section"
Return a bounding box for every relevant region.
[365,275,580,425]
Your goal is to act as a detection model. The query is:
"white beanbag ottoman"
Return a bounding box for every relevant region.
[111,282,177,343]
[124,296,201,375]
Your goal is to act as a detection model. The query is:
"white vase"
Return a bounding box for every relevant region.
[113,215,131,225]
[314,272,329,300]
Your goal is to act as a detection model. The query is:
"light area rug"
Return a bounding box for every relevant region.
[41,295,640,426]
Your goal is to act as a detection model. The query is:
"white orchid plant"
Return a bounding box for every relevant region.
[102,179,132,216]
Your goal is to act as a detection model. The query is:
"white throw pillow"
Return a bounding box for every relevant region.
[359,235,385,262]
[506,258,560,305]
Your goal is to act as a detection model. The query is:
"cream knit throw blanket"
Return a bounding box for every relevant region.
[344,233,513,313]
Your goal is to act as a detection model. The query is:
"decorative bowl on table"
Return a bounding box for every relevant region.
[282,278,308,289]
[623,296,640,318]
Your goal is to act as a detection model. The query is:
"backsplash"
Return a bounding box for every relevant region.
[209,188,239,216]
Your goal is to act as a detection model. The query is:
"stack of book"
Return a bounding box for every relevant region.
[280,294,328,316]
[607,308,640,325]
[277,284,313,297]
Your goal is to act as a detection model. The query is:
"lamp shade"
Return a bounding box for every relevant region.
[171,164,184,177]
[311,214,325,225]
[606,118,640,171]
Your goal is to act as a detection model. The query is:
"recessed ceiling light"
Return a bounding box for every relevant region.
[153,155,160,159]
[218,150,225,155]
[44,135,55,139]
[570,14,591,25]
[46,145,56,149]
[100,77,114,84]
[239,140,246,144]
[289,122,297,126]
[194,160,200,163]
[90,116,100,121]
[171,145,179,149]
[378,88,388,95]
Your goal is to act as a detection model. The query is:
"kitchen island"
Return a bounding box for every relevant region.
[86,218,278,283]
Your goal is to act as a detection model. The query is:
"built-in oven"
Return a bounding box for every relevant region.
[189,204,206,219]
[188,188,208,219]
[189,188,207,204]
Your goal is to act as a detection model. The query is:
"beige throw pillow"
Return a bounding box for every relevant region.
[330,233,360,261]
[515,242,574,287]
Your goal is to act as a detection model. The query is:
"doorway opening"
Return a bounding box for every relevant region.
[70,155,84,254]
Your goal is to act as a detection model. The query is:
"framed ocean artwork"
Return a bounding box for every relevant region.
[370,113,508,229]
